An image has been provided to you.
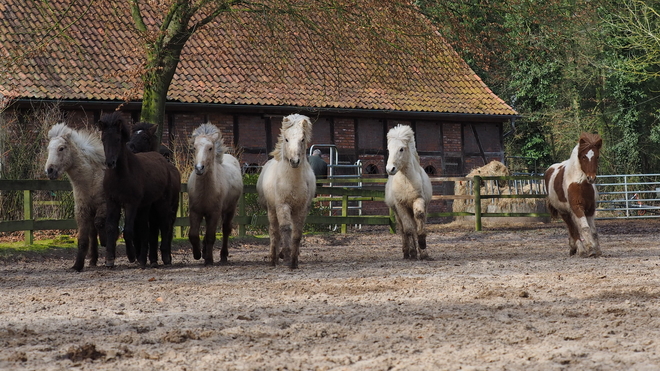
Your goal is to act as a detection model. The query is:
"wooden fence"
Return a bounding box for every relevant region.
[0,176,549,244]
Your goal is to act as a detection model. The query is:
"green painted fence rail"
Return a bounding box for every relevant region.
[0,176,549,244]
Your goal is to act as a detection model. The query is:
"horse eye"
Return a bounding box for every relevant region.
[399,148,404,152]
[59,146,65,152]
[285,138,289,142]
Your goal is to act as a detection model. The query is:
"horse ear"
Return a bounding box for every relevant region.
[210,132,219,142]
[148,124,157,136]
[594,137,602,150]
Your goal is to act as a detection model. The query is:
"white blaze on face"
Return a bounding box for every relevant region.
[586,149,595,161]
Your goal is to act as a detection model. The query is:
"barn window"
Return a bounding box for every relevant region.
[365,163,379,175]
[424,165,436,176]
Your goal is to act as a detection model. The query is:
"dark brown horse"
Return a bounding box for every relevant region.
[544,132,602,257]
[97,112,180,268]
[127,121,180,265]
[127,122,173,160]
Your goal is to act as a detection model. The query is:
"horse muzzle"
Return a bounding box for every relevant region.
[45,167,59,180]
[195,164,206,175]
[289,158,301,168]
[386,166,398,176]
[586,175,597,184]
[106,160,117,169]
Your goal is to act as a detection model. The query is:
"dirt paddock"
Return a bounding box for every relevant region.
[1,219,660,370]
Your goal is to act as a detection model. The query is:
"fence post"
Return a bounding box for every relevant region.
[473,176,482,231]
[175,191,184,239]
[23,190,34,245]
[341,194,348,234]
[389,207,396,234]
[238,192,246,238]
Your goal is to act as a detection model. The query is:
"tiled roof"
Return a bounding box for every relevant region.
[0,1,517,116]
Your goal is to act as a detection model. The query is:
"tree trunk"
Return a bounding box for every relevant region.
[140,42,186,144]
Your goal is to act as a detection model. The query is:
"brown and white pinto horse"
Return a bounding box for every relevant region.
[544,132,603,257]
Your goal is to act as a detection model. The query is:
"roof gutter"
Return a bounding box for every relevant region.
[10,99,520,122]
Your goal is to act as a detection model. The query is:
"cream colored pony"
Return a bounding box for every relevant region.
[188,123,243,265]
[257,114,316,269]
[45,123,107,271]
[385,125,433,260]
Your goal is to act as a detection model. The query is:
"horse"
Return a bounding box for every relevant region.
[127,122,174,160]
[544,132,602,257]
[257,114,316,269]
[384,124,433,260]
[127,121,181,265]
[187,123,243,265]
[45,123,107,271]
[97,112,181,268]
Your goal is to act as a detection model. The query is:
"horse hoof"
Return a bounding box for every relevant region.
[193,251,201,260]
[204,259,214,266]
[150,262,159,268]
[419,250,432,261]
[71,265,84,272]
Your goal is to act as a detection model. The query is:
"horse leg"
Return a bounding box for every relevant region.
[72,217,90,272]
[122,204,139,265]
[413,198,430,260]
[134,208,151,268]
[104,202,121,268]
[188,211,203,261]
[289,212,306,269]
[148,213,160,267]
[220,210,235,264]
[585,215,601,257]
[88,225,99,267]
[267,208,281,266]
[158,213,174,266]
[94,213,107,248]
[560,212,582,256]
[398,206,417,259]
[203,213,220,266]
[276,204,293,262]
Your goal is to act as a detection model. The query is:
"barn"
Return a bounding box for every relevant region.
[0,0,517,180]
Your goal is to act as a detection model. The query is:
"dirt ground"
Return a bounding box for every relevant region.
[1,218,660,371]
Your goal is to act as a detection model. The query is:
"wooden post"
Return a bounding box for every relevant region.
[389,207,396,234]
[174,192,183,239]
[473,176,482,232]
[23,190,33,245]
[341,194,348,234]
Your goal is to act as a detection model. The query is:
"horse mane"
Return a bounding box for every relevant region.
[387,124,420,163]
[578,132,602,152]
[98,111,131,140]
[192,123,227,163]
[270,114,313,160]
[48,122,105,165]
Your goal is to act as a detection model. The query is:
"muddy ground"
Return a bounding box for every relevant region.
[1,219,659,370]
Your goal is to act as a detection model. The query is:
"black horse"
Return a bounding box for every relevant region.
[127,121,180,265]
[127,122,174,160]
[97,112,180,268]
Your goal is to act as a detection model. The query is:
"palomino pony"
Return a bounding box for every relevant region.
[257,114,316,269]
[97,112,181,268]
[127,121,181,264]
[188,123,243,265]
[544,132,603,257]
[45,123,107,271]
[385,125,433,260]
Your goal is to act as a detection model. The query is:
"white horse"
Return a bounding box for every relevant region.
[257,114,316,269]
[385,125,433,260]
[188,123,243,265]
[45,123,107,271]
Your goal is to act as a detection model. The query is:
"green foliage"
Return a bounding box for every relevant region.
[418,0,660,174]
